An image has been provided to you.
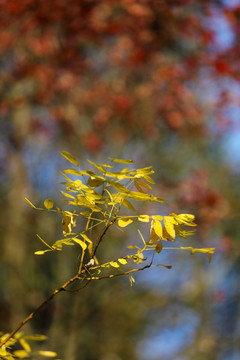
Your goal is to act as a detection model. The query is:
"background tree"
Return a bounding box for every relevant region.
[0,0,239,359]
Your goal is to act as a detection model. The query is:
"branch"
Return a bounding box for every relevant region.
[0,271,88,348]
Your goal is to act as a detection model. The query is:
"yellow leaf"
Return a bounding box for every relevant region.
[62,211,77,235]
[60,151,79,167]
[60,191,75,199]
[129,275,135,287]
[34,250,52,255]
[24,197,36,209]
[127,191,165,202]
[24,335,47,341]
[164,216,176,239]
[108,157,134,164]
[20,339,31,352]
[80,233,92,244]
[143,174,155,184]
[88,160,105,172]
[138,215,150,223]
[134,180,145,193]
[122,198,136,211]
[118,258,128,265]
[14,350,30,358]
[150,220,159,243]
[110,261,120,268]
[87,176,105,187]
[64,169,82,176]
[72,238,87,250]
[155,241,163,254]
[153,220,162,237]
[37,350,57,357]
[118,218,133,227]
[44,198,54,210]
[109,180,128,193]
[136,179,152,189]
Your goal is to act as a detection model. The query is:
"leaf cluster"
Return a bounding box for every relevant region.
[1,152,215,357]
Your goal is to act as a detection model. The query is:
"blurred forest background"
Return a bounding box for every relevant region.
[0,0,240,359]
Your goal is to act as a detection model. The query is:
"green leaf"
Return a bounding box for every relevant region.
[37,350,57,357]
[60,151,79,167]
[44,198,53,210]
[108,157,134,164]
[118,218,133,227]
[72,237,87,250]
[24,197,36,209]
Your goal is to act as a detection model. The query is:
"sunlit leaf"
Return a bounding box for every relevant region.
[150,220,159,243]
[80,233,92,244]
[37,350,57,357]
[62,211,77,235]
[109,180,128,193]
[19,339,31,352]
[153,220,162,237]
[118,258,128,265]
[129,275,135,287]
[24,335,47,341]
[60,151,79,167]
[88,160,105,172]
[118,218,133,227]
[122,198,136,211]
[143,174,155,184]
[136,179,152,189]
[110,261,120,268]
[134,180,145,193]
[72,237,87,250]
[36,234,53,250]
[108,157,134,164]
[44,198,53,210]
[14,350,30,358]
[24,197,37,209]
[60,191,75,199]
[163,216,176,239]
[34,250,53,255]
[138,215,150,222]
[64,169,82,176]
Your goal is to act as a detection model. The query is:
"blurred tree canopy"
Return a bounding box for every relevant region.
[0,0,239,359]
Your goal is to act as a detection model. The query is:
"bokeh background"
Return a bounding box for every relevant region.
[0,0,240,359]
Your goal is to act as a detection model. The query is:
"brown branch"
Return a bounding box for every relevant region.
[0,271,87,348]
[91,219,115,259]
